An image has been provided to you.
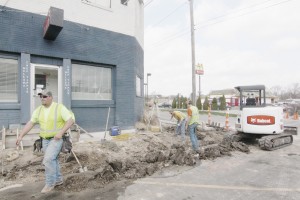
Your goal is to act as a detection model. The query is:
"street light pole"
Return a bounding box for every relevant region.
[144,83,147,101]
[146,73,151,101]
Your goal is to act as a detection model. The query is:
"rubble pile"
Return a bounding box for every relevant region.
[0,119,250,192]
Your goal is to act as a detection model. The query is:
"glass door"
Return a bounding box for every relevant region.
[30,64,62,113]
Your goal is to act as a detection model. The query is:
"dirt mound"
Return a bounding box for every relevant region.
[0,124,249,192]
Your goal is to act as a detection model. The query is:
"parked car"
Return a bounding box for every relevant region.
[158,102,172,108]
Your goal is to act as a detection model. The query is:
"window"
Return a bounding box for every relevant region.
[35,74,46,90]
[136,76,141,97]
[72,64,112,100]
[0,58,18,102]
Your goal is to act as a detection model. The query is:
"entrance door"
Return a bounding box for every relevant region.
[30,64,62,113]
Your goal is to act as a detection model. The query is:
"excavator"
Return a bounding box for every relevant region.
[234,85,298,150]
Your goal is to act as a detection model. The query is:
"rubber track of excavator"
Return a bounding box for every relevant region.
[258,133,293,151]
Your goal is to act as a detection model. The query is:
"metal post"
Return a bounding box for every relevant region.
[189,0,196,105]
[146,77,148,101]
[198,75,201,98]
[146,73,151,101]
[144,83,147,101]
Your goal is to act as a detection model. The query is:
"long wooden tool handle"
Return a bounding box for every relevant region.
[71,150,83,168]
[104,107,111,139]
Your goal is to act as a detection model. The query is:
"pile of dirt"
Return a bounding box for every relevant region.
[0,123,249,192]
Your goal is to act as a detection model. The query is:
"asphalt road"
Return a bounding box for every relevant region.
[119,135,300,200]
[158,109,237,128]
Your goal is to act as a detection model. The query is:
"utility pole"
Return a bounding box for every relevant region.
[189,0,196,105]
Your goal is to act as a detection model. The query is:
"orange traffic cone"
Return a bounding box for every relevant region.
[285,111,289,119]
[208,106,211,125]
[293,112,299,120]
[225,109,229,131]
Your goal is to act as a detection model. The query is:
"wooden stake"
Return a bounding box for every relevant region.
[17,128,24,151]
[2,126,5,175]
[2,126,5,150]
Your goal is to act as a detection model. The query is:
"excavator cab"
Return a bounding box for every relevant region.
[235,85,266,110]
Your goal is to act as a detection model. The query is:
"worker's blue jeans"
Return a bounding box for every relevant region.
[176,119,187,141]
[42,138,63,187]
[188,123,200,152]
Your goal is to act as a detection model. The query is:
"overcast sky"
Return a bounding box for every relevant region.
[144,0,300,97]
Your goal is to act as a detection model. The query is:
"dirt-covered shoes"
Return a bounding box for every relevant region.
[55,180,63,186]
[41,185,54,193]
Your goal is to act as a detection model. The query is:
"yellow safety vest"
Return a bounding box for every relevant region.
[37,102,66,139]
[173,111,186,121]
[189,105,200,125]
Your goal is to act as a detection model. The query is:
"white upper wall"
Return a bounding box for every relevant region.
[0,0,144,48]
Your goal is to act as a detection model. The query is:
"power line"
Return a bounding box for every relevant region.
[194,0,275,26]
[148,0,293,47]
[0,0,10,11]
[195,0,293,30]
[150,29,189,48]
[151,1,187,27]
[1,0,10,8]
[144,0,155,7]
[146,1,190,47]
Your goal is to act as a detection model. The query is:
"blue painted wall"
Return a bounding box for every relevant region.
[0,8,144,131]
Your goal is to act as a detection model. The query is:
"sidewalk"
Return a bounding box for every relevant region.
[78,128,136,142]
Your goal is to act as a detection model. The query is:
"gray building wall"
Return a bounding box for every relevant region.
[0,8,144,131]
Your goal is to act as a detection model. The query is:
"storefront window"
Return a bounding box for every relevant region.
[72,64,112,100]
[136,75,141,97]
[0,58,18,102]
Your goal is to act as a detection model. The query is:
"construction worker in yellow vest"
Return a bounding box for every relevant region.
[185,100,200,154]
[170,110,187,141]
[16,90,74,193]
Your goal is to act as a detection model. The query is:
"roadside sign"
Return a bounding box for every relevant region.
[195,63,204,75]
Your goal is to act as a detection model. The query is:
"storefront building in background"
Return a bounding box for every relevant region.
[0,0,144,132]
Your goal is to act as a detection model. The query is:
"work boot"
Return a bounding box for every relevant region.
[193,153,199,158]
[55,180,63,187]
[41,185,54,193]
[199,147,205,154]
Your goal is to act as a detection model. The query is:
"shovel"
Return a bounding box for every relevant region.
[71,149,87,173]
[101,107,110,142]
[67,130,87,172]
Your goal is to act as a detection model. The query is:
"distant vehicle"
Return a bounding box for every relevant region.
[158,102,172,108]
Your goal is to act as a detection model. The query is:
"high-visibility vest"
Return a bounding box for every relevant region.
[188,105,200,125]
[173,111,186,121]
[37,102,73,138]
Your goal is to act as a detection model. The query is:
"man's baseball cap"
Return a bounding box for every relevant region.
[38,90,53,97]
